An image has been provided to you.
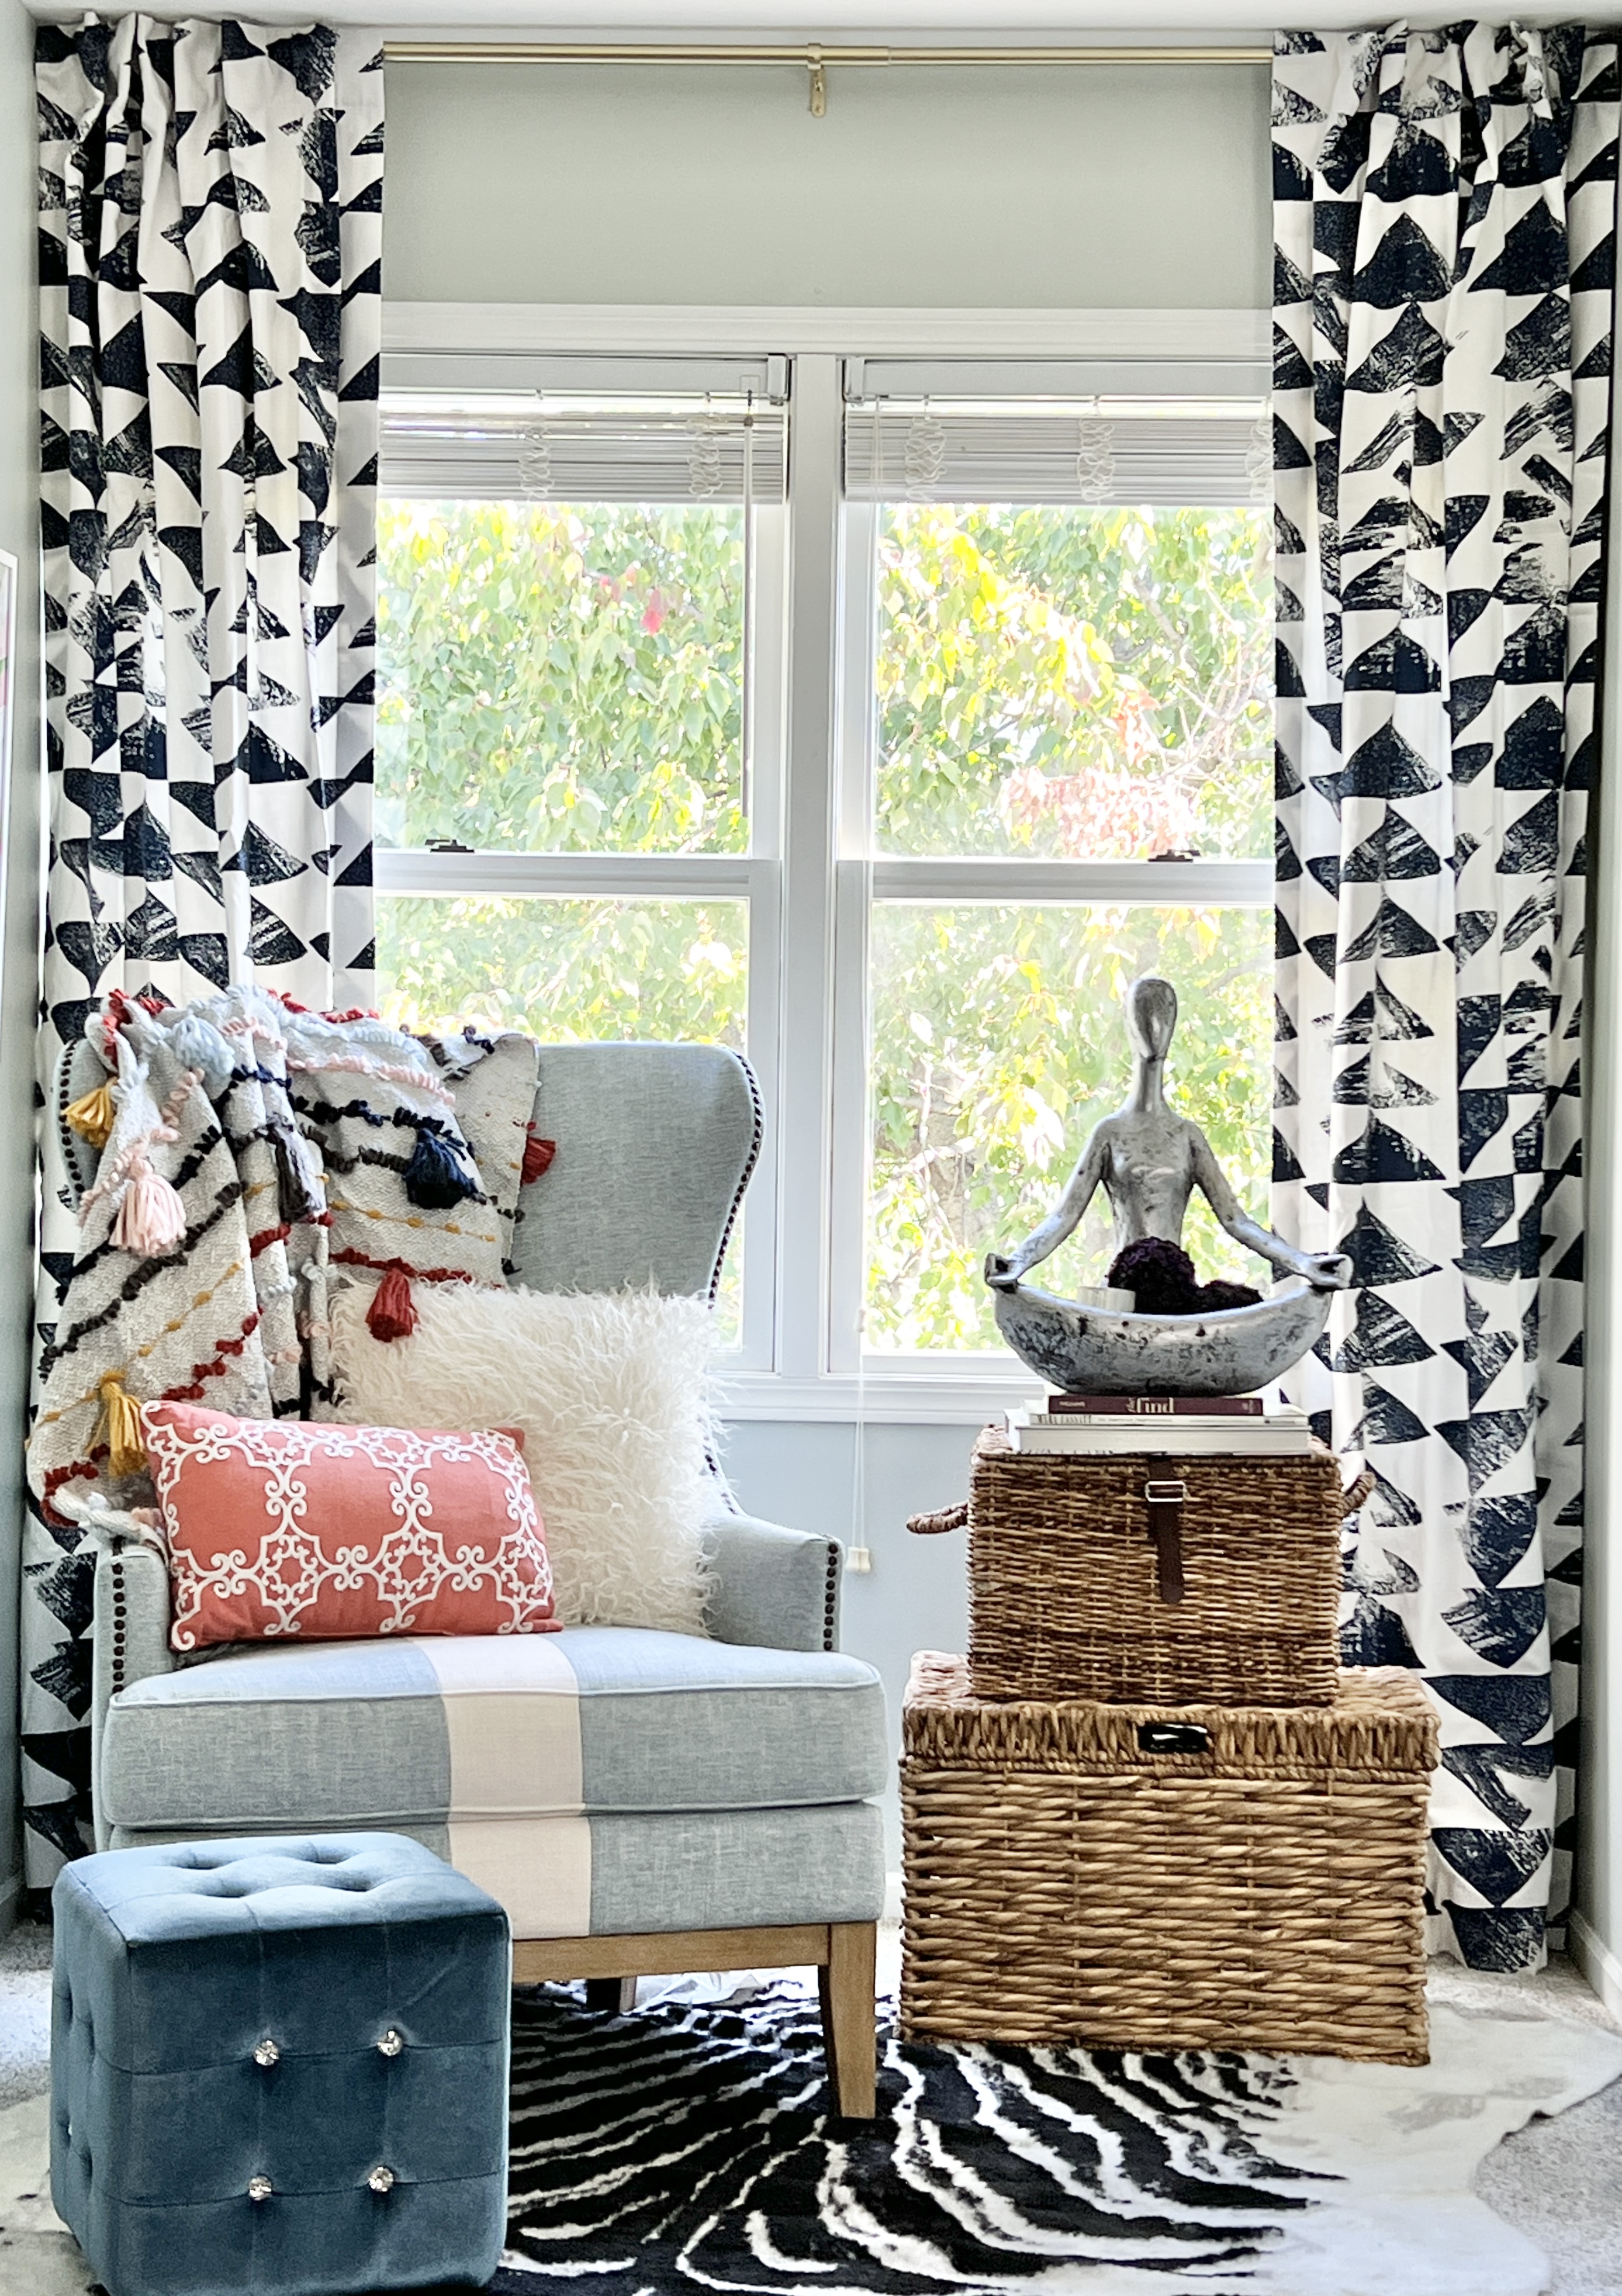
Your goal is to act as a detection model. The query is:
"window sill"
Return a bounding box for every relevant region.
[714,1367,1040,1425]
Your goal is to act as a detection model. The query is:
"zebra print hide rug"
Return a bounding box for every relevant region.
[496,1980,1622,2296]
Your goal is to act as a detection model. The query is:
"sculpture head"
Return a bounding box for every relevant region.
[1125,974,1178,1063]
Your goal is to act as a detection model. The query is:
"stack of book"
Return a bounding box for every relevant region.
[1006,1392,1313,1456]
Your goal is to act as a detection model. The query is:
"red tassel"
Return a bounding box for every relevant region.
[366,1267,419,1343]
[523,1128,556,1185]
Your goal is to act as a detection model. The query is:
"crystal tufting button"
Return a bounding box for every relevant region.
[368,2165,396,2195]
[247,2175,273,2202]
[253,2038,279,2067]
[377,2028,403,2058]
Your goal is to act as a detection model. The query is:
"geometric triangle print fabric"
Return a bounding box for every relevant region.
[1272,25,1616,1969]
[28,16,382,1885]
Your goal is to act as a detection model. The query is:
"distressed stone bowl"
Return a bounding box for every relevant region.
[991,1275,1333,1398]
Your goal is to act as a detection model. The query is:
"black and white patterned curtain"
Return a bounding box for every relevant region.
[25,16,382,1883]
[1273,24,1616,1970]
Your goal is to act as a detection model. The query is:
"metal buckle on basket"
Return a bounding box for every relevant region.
[1142,1478,1188,1606]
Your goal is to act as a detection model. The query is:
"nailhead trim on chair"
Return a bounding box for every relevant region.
[53,1043,99,1208]
[708,1051,764,1308]
[109,1554,127,1694]
[822,1541,840,1653]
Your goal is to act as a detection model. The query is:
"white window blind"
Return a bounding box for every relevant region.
[381,394,788,503]
[842,357,1269,507]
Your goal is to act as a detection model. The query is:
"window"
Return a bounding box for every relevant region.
[839,369,1274,1360]
[375,333,1274,1400]
[373,356,789,1353]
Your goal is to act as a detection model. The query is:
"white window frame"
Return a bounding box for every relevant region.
[380,303,1272,1421]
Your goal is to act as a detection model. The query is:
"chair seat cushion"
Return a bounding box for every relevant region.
[104,1807,888,1941]
[100,1626,889,1835]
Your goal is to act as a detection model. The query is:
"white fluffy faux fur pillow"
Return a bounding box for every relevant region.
[330,1283,717,1635]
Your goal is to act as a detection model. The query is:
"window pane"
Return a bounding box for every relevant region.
[873,505,1271,862]
[377,894,748,1338]
[376,501,746,856]
[866,903,1272,1353]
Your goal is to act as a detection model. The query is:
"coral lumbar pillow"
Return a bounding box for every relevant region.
[143,1403,558,1652]
[330,1284,717,1636]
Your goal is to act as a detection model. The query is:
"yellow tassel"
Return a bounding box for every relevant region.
[66,1081,116,1150]
[98,1375,146,1479]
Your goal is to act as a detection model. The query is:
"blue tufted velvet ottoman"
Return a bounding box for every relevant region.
[51,1833,511,2296]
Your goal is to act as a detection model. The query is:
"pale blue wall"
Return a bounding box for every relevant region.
[0,0,40,1930]
[383,58,1271,311]
[718,1417,981,1867]
[377,52,1273,1883]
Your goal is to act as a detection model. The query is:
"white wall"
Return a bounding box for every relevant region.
[383,57,1271,309]
[0,0,40,1927]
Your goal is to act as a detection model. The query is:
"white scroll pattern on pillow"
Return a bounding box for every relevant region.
[144,1418,552,1647]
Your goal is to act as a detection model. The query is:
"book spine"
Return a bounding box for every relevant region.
[1014,1434,1312,1456]
[1045,1393,1264,1417]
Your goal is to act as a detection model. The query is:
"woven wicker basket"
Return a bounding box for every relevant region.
[960,1427,1347,1707]
[900,1652,1436,2062]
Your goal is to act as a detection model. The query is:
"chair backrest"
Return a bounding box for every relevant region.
[54,1035,762,1301]
[514,1042,761,1299]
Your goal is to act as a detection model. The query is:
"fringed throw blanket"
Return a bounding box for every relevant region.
[29,989,539,1527]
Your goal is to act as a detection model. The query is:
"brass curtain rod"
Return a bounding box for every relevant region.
[383,40,1273,115]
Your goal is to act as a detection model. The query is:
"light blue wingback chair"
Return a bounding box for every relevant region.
[79,1043,887,2114]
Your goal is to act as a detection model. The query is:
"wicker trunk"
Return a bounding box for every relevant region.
[901,1652,1436,2063]
[966,1428,1344,1706]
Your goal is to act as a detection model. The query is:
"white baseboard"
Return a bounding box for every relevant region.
[883,1870,902,1925]
[1568,1908,1622,2021]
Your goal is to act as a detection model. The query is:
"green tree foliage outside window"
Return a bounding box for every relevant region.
[866,502,1274,1350]
[376,501,746,855]
[875,504,1271,862]
[374,495,1272,1357]
[869,901,1273,1353]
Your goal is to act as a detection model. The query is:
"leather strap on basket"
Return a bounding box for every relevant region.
[907,1501,969,1536]
[1341,1468,1375,1514]
[1143,1478,1187,1604]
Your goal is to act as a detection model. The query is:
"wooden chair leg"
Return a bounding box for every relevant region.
[585,1976,638,2014]
[818,1922,877,2118]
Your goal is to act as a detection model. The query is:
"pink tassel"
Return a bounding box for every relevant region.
[366,1267,419,1343]
[113,1157,188,1256]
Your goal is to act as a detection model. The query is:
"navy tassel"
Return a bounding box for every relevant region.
[273,1126,326,1225]
[403,1122,480,1209]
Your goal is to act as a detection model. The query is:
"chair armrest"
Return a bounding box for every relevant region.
[702,1510,842,1652]
[91,1541,174,1851]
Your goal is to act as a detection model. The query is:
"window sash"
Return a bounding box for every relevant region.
[374,377,791,1370]
[832,461,1272,1366]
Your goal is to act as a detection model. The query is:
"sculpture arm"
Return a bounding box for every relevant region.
[985,1128,1109,1290]
[1190,1133,1351,1291]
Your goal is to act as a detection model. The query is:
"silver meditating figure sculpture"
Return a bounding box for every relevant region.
[984,974,1352,1396]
